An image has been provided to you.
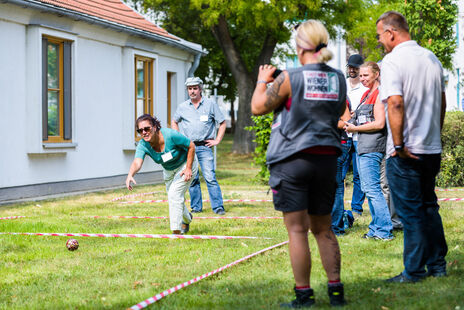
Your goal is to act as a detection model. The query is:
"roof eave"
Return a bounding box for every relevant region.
[4,0,206,55]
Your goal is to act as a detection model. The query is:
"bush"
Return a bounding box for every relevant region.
[437,111,464,187]
[245,114,273,183]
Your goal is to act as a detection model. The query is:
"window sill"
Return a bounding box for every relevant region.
[42,142,78,149]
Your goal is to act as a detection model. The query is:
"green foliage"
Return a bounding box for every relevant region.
[346,0,458,70]
[345,0,402,62]
[402,0,458,70]
[437,111,464,187]
[246,114,273,183]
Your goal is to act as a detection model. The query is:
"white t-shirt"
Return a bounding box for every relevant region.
[347,79,368,140]
[380,40,444,156]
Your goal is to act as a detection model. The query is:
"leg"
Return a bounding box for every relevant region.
[331,140,351,235]
[309,214,341,281]
[381,158,403,230]
[358,153,393,239]
[195,146,224,213]
[169,160,198,233]
[421,155,448,275]
[387,156,428,281]
[283,210,312,287]
[351,141,365,215]
[189,152,203,212]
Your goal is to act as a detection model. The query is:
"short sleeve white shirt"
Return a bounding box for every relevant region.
[380,40,444,156]
[347,79,368,140]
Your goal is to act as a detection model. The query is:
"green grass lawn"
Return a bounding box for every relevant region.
[1,134,463,309]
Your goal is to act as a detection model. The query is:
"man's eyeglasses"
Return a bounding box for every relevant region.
[376,28,396,40]
[136,126,152,134]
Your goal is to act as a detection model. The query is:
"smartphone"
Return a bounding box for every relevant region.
[272,69,282,79]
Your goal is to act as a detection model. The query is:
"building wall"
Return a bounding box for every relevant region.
[0,3,195,201]
[445,0,464,111]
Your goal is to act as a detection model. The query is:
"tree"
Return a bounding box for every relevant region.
[132,0,363,153]
[346,0,458,70]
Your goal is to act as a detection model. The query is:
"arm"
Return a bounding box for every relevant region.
[251,65,291,115]
[338,103,351,129]
[125,157,144,190]
[344,97,385,133]
[206,121,226,147]
[387,94,418,159]
[440,92,446,131]
[180,141,196,181]
[171,120,179,131]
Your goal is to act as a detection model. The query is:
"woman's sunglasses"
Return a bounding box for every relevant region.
[136,126,152,134]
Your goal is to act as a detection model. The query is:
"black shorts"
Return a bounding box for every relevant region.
[269,152,337,215]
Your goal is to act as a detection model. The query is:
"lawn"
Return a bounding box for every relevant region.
[0,134,463,309]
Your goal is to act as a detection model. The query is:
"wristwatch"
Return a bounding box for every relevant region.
[394,142,405,152]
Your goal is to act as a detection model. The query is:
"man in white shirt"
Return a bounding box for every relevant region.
[346,54,368,217]
[377,11,448,283]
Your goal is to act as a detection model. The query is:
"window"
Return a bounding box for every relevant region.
[42,36,72,142]
[135,56,154,136]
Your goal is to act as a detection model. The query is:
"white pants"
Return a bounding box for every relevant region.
[163,156,198,231]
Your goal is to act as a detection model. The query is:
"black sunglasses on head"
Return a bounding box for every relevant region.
[136,126,152,134]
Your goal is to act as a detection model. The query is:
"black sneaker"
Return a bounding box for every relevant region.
[328,283,346,307]
[181,213,192,234]
[280,287,315,308]
[385,273,416,283]
[191,209,202,213]
[215,209,226,215]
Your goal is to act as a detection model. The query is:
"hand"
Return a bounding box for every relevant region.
[343,121,357,133]
[126,176,136,191]
[205,139,219,147]
[391,146,419,160]
[257,64,277,84]
[181,168,192,182]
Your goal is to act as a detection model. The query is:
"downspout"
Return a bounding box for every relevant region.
[187,52,202,77]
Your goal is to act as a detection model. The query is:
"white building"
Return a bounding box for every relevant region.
[0,0,204,203]
[445,0,464,111]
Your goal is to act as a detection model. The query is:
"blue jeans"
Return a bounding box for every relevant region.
[386,154,447,281]
[358,152,393,239]
[189,146,224,213]
[331,140,352,234]
[351,141,365,214]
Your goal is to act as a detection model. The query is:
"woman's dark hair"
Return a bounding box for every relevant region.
[135,114,161,131]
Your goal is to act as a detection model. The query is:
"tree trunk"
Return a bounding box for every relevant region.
[211,15,277,153]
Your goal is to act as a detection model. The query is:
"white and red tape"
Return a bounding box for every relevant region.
[128,240,289,309]
[93,215,282,220]
[0,216,25,220]
[0,232,269,240]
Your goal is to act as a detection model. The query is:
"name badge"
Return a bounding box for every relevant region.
[200,115,208,122]
[161,152,173,162]
[358,115,367,124]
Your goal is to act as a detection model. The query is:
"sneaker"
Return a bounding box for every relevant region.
[328,283,346,307]
[215,209,226,215]
[426,270,447,278]
[280,287,315,308]
[362,234,374,239]
[385,273,416,283]
[373,235,394,242]
[191,209,202,213]
[181,213,192,234]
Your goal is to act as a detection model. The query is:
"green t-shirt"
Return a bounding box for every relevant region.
[135,128,190,171]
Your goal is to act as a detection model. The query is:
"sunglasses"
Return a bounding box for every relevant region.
[136,126,152,134]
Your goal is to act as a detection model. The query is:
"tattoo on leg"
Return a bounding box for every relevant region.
[325,231,341,276]
[265,73,285,110]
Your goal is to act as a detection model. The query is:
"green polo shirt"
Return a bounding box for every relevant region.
[135,128,190,171]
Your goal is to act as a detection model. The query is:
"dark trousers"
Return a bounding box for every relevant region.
[386,154,448,280]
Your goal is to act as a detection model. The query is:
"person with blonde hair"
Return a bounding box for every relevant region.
[344,61,394,241]
[251,19,347,307]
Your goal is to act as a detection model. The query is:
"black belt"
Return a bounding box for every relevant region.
[194,141,207,146]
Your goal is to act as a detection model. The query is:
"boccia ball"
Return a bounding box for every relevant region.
[66,238,79,251]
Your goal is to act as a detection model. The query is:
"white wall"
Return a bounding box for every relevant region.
[445,0,464,111]
[0,3,195,189]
